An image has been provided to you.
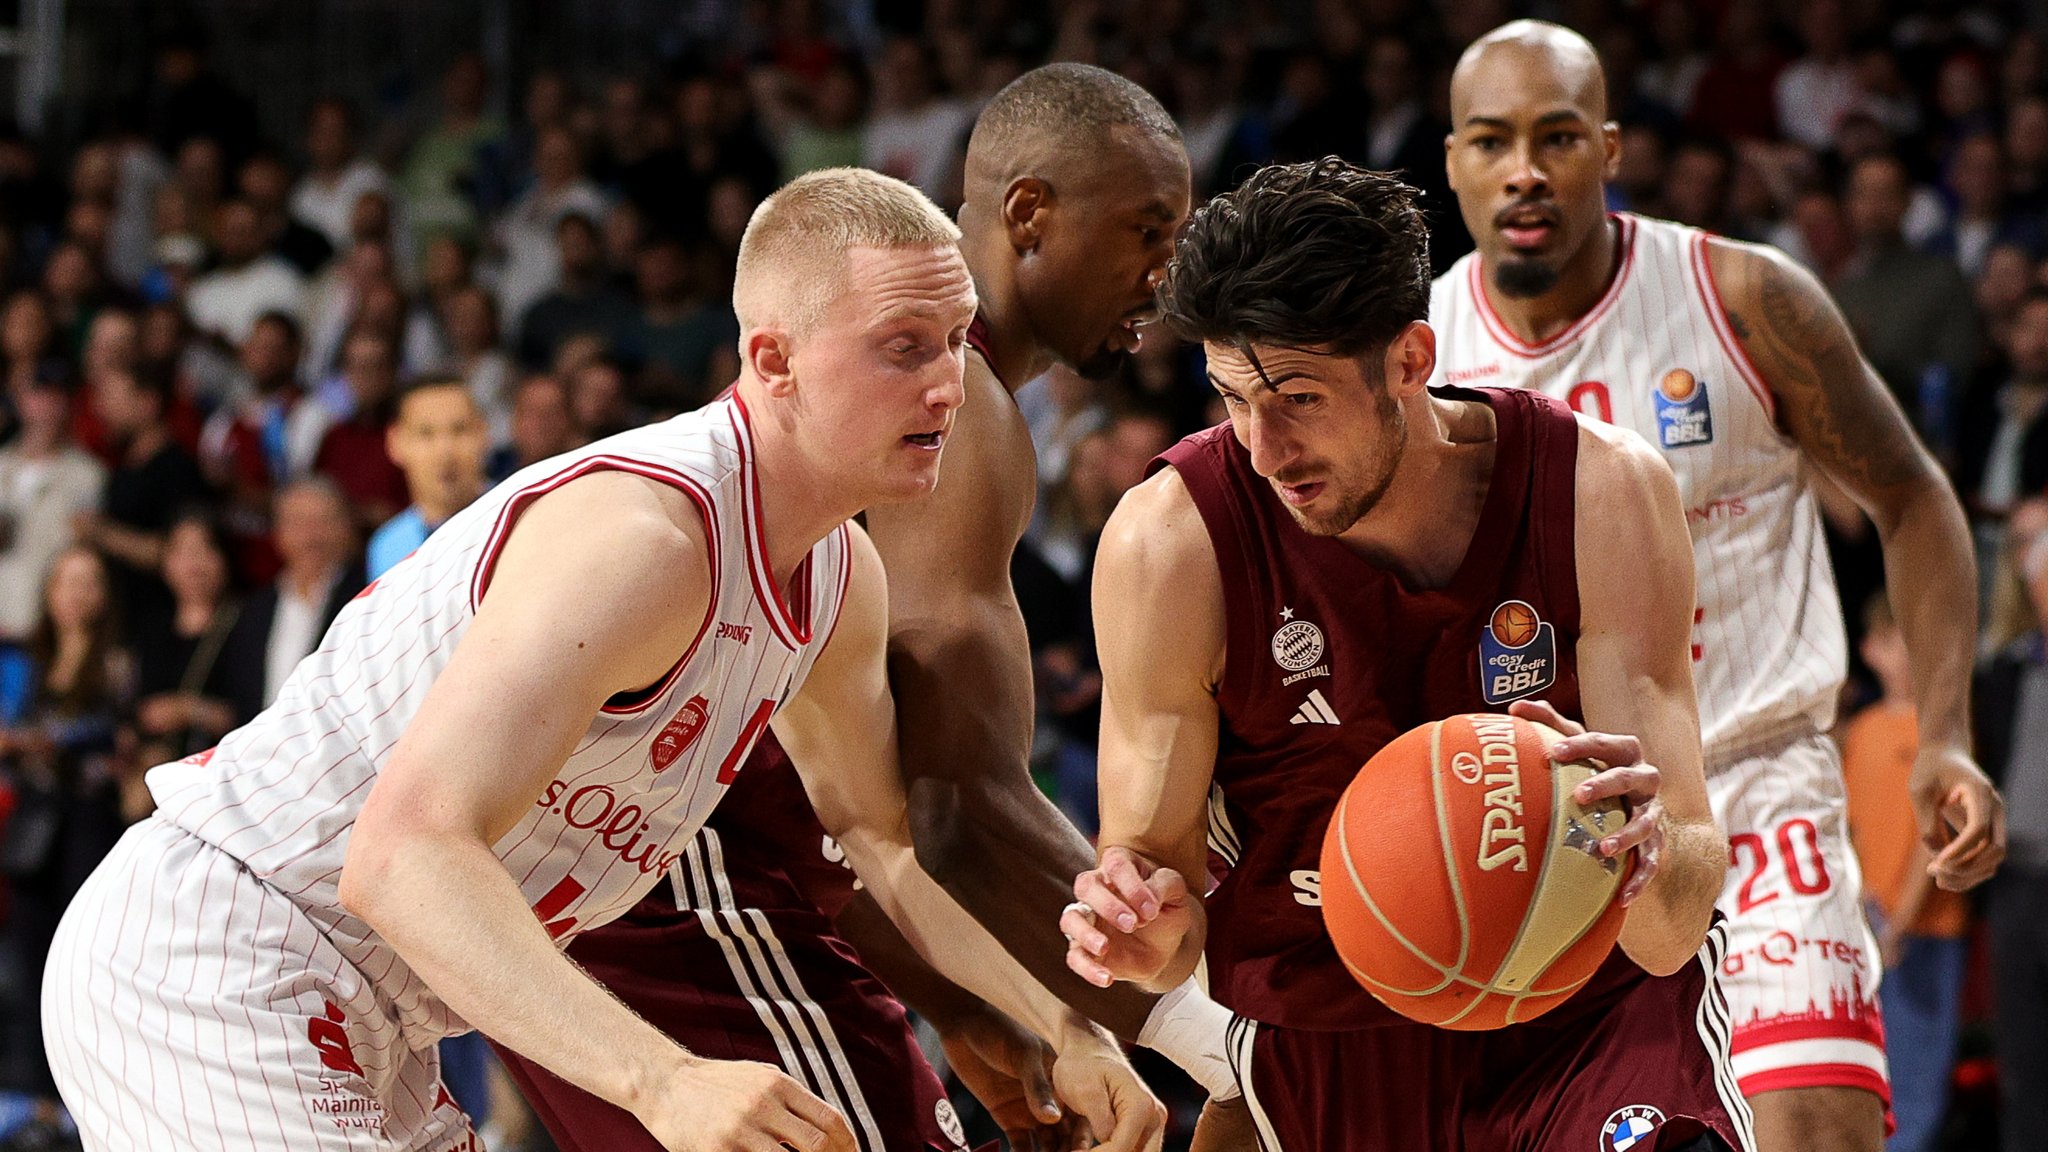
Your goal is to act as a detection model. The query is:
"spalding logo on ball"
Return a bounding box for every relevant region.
[1320,712,1632,1029]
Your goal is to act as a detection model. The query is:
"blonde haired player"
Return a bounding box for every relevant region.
[42,168,1165,1152]
[1429,22,2005,1152]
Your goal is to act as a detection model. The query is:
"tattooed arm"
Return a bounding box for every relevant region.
[1709,237,2006,891]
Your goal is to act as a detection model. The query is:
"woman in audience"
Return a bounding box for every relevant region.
[129,510,239,767]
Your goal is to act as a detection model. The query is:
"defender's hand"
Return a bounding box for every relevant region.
[1510,699,1663,906]
[1189,1093,1260,1152]
[1063,846,1192,988]
[637,1056,855,1152]
[1910,745,2005,891]
[1049,1022,1166,1152]
[940,1008,1079,1152]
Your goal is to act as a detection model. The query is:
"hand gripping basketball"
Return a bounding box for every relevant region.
[1508,699,1665,905]
[1063,847,1194,989]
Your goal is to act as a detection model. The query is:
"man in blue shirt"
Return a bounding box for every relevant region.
[367,375,490,580]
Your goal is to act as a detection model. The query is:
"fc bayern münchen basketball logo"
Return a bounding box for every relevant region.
[1600,1104,1666,1152]
[1271,619,1325,671]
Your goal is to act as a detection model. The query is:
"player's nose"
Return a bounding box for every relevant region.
[1504,141,1550,197]
[1243,410,1297,476]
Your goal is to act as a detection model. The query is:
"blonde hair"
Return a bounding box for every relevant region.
[733,167,962,335]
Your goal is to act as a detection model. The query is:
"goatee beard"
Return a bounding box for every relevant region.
[1494,257,1561,299]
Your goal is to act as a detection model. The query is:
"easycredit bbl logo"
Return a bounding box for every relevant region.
[1478,599,1557,706]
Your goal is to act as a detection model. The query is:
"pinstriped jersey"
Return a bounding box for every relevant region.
[1428,213,1846,765]
[146,395,854,1041]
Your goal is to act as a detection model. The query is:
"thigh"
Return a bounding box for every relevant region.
[42,819,478,1152]
[1707,736,1889,1108]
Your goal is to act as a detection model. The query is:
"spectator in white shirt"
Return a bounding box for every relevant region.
[491,126,607,334]
[290,98,391,254]
[0,378,106,642]
[184,198,307,346]
[1776,0,1861,151]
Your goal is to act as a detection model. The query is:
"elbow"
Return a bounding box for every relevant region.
[336,820,402,927]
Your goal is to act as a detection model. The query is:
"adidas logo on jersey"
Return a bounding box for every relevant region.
[1290,689,1340,726]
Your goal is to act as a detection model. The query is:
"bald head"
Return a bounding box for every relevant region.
[1450,19,1607,126]
[964,63,1182,202]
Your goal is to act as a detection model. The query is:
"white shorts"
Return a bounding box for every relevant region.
[1707,728,1889,1105]
[42,817,482,1151]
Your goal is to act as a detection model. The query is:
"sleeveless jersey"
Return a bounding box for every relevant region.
[1160,386,1661,1032]
[146,395,854,1041]
[1428,213,1845,763]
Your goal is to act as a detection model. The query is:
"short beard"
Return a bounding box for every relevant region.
[1281,387,1407,537]
[1493,256,1562,299]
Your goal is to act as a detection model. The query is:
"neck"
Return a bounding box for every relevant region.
[285,564,334,600]
[1482,216,1621,347]
[17,428,60,457]
[1332,395,1497,589]
[415,487,476,526]
[733,383,863,585]
[955,218,1054,391]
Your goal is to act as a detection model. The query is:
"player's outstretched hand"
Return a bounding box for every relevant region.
[639,1056,855,1152]
[940,1006,1082,1152]
[1064,846,1192,989]
[1910,744,2006,891]
[1049,1022,1167,1152]
[1508,699,1664,906]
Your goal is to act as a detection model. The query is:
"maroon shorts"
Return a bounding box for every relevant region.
[493,882,978,1152]
[1223,924,1754,1152]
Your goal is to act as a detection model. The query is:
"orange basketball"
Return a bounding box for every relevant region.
[1489,600,1539,648]
[1319,712,1632,1030]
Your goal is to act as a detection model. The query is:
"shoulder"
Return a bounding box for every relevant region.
[489,468,713,602]
[1571,412,1671,490]
[1699,232,1824,314]
[1098,467,1216,584]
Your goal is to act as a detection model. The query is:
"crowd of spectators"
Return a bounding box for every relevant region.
[0,0,2043,1148]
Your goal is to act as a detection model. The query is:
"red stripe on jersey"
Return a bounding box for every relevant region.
[1472,214,1637,359]
[1689,231,1779,425]
[728,396,815,650]
[1736,1062,1890,1102]
[467,453,721,717]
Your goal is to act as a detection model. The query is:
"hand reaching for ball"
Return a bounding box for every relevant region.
[1508,698,1665,906]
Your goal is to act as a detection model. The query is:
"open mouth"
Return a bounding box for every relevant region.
[903,430,944,450]
[1495,203,1560,250]
[1275,479,1325,506]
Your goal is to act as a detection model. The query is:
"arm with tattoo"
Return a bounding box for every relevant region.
[1710,237,2006,891]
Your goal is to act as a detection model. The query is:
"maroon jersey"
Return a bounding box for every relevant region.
[1158,385,1659,1032]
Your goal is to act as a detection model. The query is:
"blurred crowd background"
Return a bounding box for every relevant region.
[0,0,2044,1149]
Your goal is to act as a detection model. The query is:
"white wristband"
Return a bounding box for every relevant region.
[1137,977,1240,1101]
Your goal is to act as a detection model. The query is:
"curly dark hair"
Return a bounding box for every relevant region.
[1160,157,1431,367]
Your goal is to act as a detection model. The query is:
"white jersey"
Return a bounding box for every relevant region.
[146,395,854,1041]
[1429,213,1846,764]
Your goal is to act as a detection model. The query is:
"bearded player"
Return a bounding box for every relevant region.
[43,169,1163,1152]
[492,65,1241,1152]
[1062,159,1750,1151]
[1426,22,2004,1152]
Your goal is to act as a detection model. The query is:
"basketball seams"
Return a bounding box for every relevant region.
[1331,787,1460,995]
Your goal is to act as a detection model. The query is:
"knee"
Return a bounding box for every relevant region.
[1746,1086,1886,1152]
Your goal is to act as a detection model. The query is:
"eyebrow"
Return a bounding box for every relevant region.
[1207,369,1311,396]
[1461,110,1589,130]
[1138,201,1178,223]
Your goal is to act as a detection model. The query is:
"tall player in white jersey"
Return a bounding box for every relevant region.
[1427,22,2005,1152]
[41,168,1165,1152]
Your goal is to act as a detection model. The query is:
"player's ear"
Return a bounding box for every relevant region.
[1384,320,1436,398]
[744,327,797,397]
[1002,176,1051,253]
[1601,121,1622,182]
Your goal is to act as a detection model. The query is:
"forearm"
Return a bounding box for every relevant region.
[831,888,986,1031]
[840,821,1100,1050]
[894,613,1159,1038]
[1618,817,1722,975]
[1875,478,1978,750]
[340,832,683,1116]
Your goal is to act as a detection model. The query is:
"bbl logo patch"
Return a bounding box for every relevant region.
[1652,369,1713,448]
[1598,1104,1666,1152]
[1479,599,1557,705]
[1271,617,1325,672]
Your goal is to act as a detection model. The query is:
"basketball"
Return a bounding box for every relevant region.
[1489,600,1540,648]
[1319,712,1633,1030]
